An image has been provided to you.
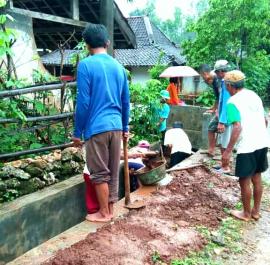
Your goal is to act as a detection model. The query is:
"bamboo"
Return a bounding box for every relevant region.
[0,82,76,98]
[0,112,74,124]
[0,142,74,160]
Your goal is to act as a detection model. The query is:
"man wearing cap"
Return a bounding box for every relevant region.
[213,60,232,172]
[72,23,130,222]
[164,121,192,167]
[222,70,269,221]
[157,90,171,143]
[199,64,220,156]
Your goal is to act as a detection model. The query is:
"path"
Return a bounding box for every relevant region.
[223,190,270,265]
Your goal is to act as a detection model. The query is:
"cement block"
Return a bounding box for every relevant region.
[0,175,86,263]
[167,105,208,131]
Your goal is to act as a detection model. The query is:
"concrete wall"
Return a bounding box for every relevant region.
[0,176,86,263]
[131,66,151,84]
[167,105,210,149]
[6,12,44,82]
[182,77,208,95]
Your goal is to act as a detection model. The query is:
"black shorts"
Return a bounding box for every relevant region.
[208,115,218,132]
[235,147,268,178]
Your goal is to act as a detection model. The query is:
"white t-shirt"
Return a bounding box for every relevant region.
[227,89,269,154]
[164,128,192,154]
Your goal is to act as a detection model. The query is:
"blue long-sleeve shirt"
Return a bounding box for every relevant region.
[73,53,130,140]
[218,80,230,125]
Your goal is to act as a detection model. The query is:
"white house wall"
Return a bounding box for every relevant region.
[7,13,44,82]
[130,67,151,85]
[131,66,209,94]
[182,77,208,95]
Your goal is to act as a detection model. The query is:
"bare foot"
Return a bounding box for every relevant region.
[85,211,112,223]
[230,210,251,222]
[108,203,114,219]
[251,209,261,220]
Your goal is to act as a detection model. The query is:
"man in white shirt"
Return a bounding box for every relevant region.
[222,70,269,222]
[164,121,192,168]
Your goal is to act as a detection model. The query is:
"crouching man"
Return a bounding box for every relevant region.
[222,70,269,221]
[164,121,192,168]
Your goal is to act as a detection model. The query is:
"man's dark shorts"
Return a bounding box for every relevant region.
[208,115,218,132]
[235,147,268,179]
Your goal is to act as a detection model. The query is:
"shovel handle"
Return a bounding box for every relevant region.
[123,137,131,205]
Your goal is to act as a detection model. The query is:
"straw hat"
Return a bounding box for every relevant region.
[224,70,246,84]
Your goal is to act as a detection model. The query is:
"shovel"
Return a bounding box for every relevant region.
[123,136,146,210]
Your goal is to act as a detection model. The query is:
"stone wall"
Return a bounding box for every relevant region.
[167,105,210,149]
[0,147,84,203]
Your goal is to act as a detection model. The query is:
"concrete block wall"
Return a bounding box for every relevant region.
[0,176,86,264]
[167,105,210,149]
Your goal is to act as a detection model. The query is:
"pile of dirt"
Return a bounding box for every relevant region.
[44,166,239,265]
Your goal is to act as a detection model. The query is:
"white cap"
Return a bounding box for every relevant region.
[214,60,229,71]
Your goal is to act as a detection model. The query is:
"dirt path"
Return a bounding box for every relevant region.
[43,166,239,265]
[223,190,270,265]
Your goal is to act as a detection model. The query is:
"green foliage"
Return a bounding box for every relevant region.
[151,251,162,264]
[32,69,58,84]
[2,189,19,202]
[182,0,270,99]
[196,90,215,107]
[171,217,242,265]
[129,79,163,146]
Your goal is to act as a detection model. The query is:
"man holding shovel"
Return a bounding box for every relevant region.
[72,23,130,222]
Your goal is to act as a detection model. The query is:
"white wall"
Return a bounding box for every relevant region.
[182,77,208,95]
[6,13,44,82]
[131,66,209,95]
[131,66,151,84]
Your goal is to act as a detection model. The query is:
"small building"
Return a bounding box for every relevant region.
[5,0,136,81]
[41,15,207,95]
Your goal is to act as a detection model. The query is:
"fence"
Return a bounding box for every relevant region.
[0,82,77,160]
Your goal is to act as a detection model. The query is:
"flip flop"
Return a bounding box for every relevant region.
[215,168,232,175]
[212,164,221,170]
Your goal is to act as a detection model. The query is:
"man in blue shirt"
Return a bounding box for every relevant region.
[72,23,130,222]
[214,60,232,173]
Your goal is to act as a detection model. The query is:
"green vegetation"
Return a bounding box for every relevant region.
[129,63,168,146]
[148,216,243,265]
[196,90,215,107]
[170,217,242,265]
[183,0,270,100]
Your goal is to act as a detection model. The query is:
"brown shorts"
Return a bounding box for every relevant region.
[86,131,122,203]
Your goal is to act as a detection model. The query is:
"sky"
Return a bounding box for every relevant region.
[115,0,200,20]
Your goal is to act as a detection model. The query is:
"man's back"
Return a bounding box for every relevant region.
[228,89,269,153]
[74,53,129,140]
[164,128,192,154]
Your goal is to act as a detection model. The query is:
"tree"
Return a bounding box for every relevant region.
[182,0,270,99]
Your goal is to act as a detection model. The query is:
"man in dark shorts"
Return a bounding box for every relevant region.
[72,24,130,222]
[222,70,269,221]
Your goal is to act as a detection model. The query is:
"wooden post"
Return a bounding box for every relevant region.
[70,0,79,20]
[100,0,114,55]
[7,0,13,9]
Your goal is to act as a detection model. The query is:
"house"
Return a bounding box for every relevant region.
[5,0,136,81]
[41,15,207,95]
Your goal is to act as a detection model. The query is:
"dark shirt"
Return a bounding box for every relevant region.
[212,76,220,101]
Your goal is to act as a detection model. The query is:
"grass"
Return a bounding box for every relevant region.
[149,216,243,265]
[168,217,243,265]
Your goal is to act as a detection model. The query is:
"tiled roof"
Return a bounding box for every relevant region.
[42,16,185,67]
